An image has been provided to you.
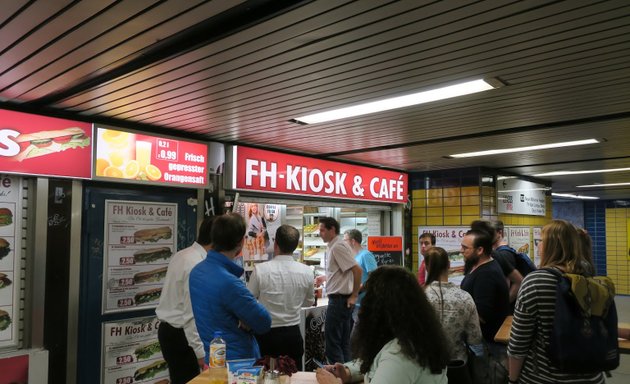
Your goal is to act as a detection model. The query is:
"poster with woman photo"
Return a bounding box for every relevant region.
[234,203,283,262]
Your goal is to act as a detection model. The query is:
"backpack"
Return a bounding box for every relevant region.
[546,268,619,373]
[495,245,536,277]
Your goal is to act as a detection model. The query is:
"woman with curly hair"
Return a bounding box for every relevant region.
[316,265,448,384]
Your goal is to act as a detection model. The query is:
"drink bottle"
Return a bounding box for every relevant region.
[209,331,226,368]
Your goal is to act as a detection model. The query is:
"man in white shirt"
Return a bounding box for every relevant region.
[156,216,214,384]
[314,217,361,364]
[248,224,315,370]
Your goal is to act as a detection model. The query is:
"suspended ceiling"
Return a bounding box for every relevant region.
[1,0,630,201]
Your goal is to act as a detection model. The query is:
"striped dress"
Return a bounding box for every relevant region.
[507,269,605,383]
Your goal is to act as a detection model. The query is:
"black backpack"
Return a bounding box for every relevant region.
[546,268,619,373]
[495,245,536,277]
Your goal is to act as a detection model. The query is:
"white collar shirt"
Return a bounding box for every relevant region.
[155,241,206,358]
[247,255,315,327]
[324,235,357,295]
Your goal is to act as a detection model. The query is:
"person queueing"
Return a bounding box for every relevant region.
[315,266,449,384]
[314,217,362,364]
[424,246,483,384]
[508,220,606,384]
[343,228,377,327]
[417,233,436,285]
[189,213,271,362]
[247,224,315,370]
[155,216,215,384]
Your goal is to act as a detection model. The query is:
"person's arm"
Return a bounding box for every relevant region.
[619,327,630,339]
[347,264,362,308]
[507,276,538,382]
[508,356,525,383]
[507,269,523,303]
[229,278,271,334]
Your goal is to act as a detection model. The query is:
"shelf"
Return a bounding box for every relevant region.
[304,238,325,246]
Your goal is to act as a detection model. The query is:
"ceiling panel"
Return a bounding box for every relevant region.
[0,0,629,201]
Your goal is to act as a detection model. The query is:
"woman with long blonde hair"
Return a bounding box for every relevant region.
[507,220,606,384]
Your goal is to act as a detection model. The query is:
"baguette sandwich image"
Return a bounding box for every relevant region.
[134,287,162,305]
[0,309,11,331]
[0,209,12,227]
[0,238,10,260]
[133,360,168,381]
[14,127,90,162]
[134,266,168,284]
[153,380,170,384]
[134,226,172,243]
[133,247,172,264]
[134,340,162,360]
[0,273,11,289]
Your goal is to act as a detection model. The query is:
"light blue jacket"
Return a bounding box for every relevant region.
[190,250,271,363]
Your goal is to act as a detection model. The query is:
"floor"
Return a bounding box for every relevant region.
[609,295,630,383]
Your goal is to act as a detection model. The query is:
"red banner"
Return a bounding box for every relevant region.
[367,236,403,252]
[0,109,92,178]
[233,146,408,203]
[94,127,208,187]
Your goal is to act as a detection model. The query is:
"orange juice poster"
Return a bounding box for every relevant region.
[94,127,208,187]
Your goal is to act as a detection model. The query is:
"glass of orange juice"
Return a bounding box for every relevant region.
[135,141,152,171]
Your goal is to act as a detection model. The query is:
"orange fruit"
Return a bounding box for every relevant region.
[95,158,110,176]
[103,166,123,178]
[102,130,130,148]
[109,151,125,167]
[123,160,140,179]
[145,164,162,181]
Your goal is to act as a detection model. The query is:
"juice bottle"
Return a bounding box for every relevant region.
[209,331,226,368]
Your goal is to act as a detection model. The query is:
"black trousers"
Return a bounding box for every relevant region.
[255,325,304,371]
[158,321,200,384]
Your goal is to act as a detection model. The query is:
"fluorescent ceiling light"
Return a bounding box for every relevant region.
[577,182,630,188]
[449,139,599,158]
[552,193,599,200]
[293,79,500,124]
[535,167,630,177]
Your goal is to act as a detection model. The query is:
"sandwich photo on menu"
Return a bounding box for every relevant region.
[134,226,172,243]
[134,287,162,305]
[0,309,11,331]
[0,238,10,260]
[0,209,12,227]
[134,340,162,360]
[133,247,172,264]
[14,127,90,161]
[0,273,11,289]
[133,266,168,284]
[133,360,168,381]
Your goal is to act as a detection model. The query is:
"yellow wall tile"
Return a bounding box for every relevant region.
[427,207,443,216]
[443,197,460,206]
[412,217,427,227]
[412,189,426,199]
[443,187,459,198]
[462,206,480,216]
[461,186,479,196]
[427,217,444,225]
[462,196,480,205]
[428,189,443,198]
[413,198,426,208]
[428,198,443,207]
[444,207,461,216]
[444,216,462,225]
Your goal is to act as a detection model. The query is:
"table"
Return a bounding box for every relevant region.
[187,368,317,383]
[494,316,630,353]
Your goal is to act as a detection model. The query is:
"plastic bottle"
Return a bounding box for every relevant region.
[209,331,226,368]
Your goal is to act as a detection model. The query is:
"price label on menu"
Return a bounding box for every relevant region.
[116,355,134,365]
[120,236,135,244]
[118,278,134,287]
[119,257,135,266]
[156,149,177,161]
[116,377,133,384]
[118,298,134,308]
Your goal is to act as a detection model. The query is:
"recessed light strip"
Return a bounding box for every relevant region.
[535,167,630,177]
[449,139,599,158]
[293,79,499,124]
[551,193,599,200]
[577,182,630,188]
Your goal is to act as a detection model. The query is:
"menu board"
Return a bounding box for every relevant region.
[418,226,469,285]
[102,200,177,314]
[102,316,169,384]
[0,174,23,348]
[367,236,403,266]
[505,226,532,261]
[532,227,542,267]
[94,127,208,187]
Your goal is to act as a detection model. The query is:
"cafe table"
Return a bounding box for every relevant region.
[187,368,318,383]
[494,316,630,354]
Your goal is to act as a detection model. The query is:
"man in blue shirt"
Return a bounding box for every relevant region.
[189,213,271,363]
[343,229,377,325]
